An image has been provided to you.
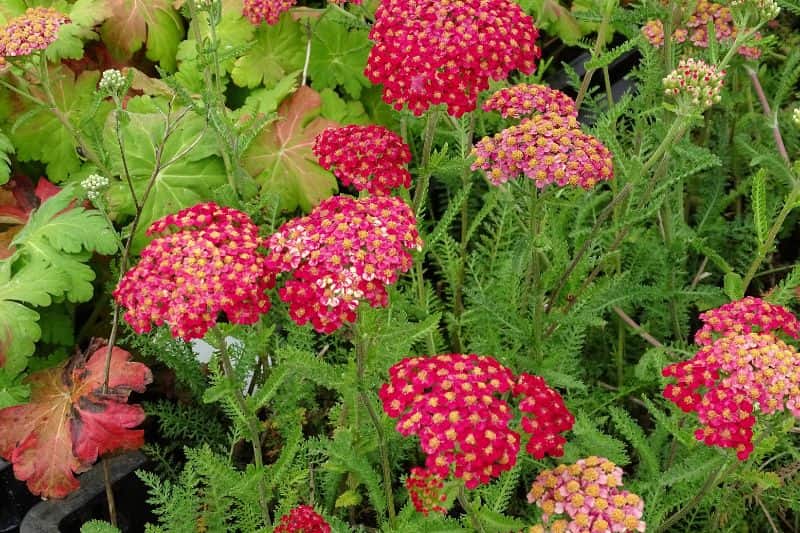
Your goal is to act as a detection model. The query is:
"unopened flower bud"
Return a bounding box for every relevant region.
[81,173,109,201]
[663,58,725,111]
[98,69,126,96]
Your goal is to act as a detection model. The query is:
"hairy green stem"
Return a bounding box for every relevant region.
[452,113,476,353]
[354,324,397,527]
[574,0,613,111]
[210,327,272,527]
[36,54,111,176]
[413,108,442,355]
[458,485,486,533]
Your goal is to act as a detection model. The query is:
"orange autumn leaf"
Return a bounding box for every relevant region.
[0,341,151,498]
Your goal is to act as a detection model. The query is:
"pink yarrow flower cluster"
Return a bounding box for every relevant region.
[365,0,541,117]
[0,7,69,58]
[472,111,614,189]
[663,298,800,459]
[663,58,726,111]
[265,195,422,333]
[642,1,762,60]
[114,203,274,341]
[527,456,646,533]
[242,0,295,25]
[274,505,331,533]
[313,125,412,195]
[482,84,577,119]
[379,354,574,489]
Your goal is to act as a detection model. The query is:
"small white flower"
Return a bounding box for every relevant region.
[98,69,126,95]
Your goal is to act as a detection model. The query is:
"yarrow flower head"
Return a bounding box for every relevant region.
[313,125,412,195]
[642,1,763,60]
[0,7,69,58]
[80,174,109,202]
[265,195,422,333]
[527,456,646,533]
[406,467,447,515]
[274,505,331,533]
[99,69,126,96]
[694,296,800,345]
[114,203,274,341]
[365,0,541,117]
[663,298,800,460]
[242,0,295,25]
[471,113,613,189]
[731,0,781,23]
[379,354,574,489]
[482,84,578,119]
[794,107,800,128]
[662,58,725,111]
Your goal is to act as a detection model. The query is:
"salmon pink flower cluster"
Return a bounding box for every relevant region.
[694,296,800,345]
[364,0,541,117]
[482,84,577,119]
[0,7,69,58]
[527,456,646,533]
[663,298,800,459]
[242,0,295,25]
[313,125,412,195]
[274,505,331,533]
[265,195,422,333]
[406,467,447,515]
[472,110,614,189]
[379,354,573,489]
[114,203,274,341]
[642,1,762,60]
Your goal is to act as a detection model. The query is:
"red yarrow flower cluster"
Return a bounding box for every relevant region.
[471,112,614,189]
[114,203,274,341]
[406,467,447,515]
[483,84,577,119]
[515,373,575,458]
[313,125,412,195]
[694,296,800,345]
[0,7,69,58]
[274,505,331,533]
[379,354,573,489]
[242,0,295,25]
[364,0,541,117]
[527,456,646,533]
[663,298,800,459]
[265,195,422,333]
[642,1,762,60]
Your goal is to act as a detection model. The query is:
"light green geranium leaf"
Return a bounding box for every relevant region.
[231,13,305,89]
[308,17,371,98]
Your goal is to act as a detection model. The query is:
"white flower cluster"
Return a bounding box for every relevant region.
[81,174,109,201]
[731,0,780,22]
[98,69,125,95]
[793,108,800,128]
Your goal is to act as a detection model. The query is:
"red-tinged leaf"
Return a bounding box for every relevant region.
[0,177,61,258]
[0,342,152,498]
[242,86,339,212]
[100,0,184,71]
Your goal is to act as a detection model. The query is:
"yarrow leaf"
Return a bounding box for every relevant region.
[0,342,151,498]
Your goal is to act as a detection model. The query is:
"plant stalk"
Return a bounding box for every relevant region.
[211,327,272,527]
[745,67,790,165]
[354,324,397,527]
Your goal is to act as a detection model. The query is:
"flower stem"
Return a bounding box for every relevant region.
[354,323,397,527]
[457,484,486,533]
[452,113,475,353]
[745,66,790,165]
[210,327,272,527]
[574,0,614,111]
